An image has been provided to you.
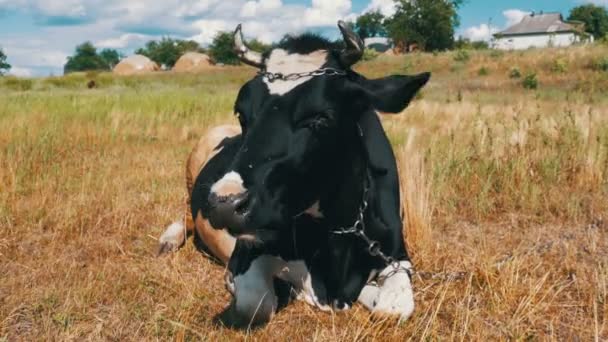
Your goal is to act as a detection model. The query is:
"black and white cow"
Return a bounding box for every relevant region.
[158,21,430,329]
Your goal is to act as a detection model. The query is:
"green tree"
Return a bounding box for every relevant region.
[568,4,608,40]
[246,39,272,55]
[356,11,387,39]
[387,0,464,51]
[99,49,122,69]
[64,42,108,74]
[208,32,240,65]
[0,47,11,75]
[135,37,203,68]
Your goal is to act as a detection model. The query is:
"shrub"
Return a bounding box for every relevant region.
[453,49,470,62]
[509,68,522,78]
[478,67,489,76]
[522,73,538,89]
[2,76,33,91]
[490,50,504,59]
[592,57,608,71]
[551,58,568,73]
[362,48,379,61]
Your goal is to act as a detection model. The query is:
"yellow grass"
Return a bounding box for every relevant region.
[1,45,607,340]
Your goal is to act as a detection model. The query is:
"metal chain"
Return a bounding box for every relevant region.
[258,68,347,83]
[330,179,414,283]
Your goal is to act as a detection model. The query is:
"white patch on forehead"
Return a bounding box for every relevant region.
[263,49,328,96]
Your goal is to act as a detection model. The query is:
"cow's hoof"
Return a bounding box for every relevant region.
[156,221,186,257]
[363,261,415,321]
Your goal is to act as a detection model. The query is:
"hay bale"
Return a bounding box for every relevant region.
[172,52,215,73]
[113,55,160,76]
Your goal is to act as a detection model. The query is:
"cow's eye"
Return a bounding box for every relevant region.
[299,111,333,131]
[309,116,329,129]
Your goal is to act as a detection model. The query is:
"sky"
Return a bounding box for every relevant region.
[0,0,606,77]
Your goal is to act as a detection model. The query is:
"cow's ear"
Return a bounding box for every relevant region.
[356,72,430,114]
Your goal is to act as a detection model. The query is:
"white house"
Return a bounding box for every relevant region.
[364,37,392,52]
[493,12,593,50]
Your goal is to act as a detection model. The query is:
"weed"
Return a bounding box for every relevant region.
[551,58,568,73]
[509,67,522,78]
[453,49,470,62]
[1,76,33,91]
[362,48,379,61]
[522,73,538,89]
[593,57,608,72]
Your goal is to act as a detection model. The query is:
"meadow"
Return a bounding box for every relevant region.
[1,44,607,340]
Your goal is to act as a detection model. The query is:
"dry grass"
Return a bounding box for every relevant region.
[1,45,608,340]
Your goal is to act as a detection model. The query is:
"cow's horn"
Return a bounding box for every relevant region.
[233,24,264,68]
[338,20,364,67]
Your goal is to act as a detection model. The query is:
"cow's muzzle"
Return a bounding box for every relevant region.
[208,191,250,233]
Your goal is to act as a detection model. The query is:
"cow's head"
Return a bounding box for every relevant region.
[208,21,430,238]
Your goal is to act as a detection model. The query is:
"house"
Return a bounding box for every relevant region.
[493,12,593,50]
[364,37,392,53]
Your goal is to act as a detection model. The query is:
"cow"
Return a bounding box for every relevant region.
[158,21,430,329]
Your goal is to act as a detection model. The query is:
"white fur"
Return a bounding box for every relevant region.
[210,171,246,196]
[158,221,186,251]
[358,261,415,321]
[263,49,328,95]
[232,256,331,312]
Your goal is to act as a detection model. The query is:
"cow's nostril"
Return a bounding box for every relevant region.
[234,192,250,215]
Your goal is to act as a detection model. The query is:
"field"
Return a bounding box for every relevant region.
[1,45,608,340]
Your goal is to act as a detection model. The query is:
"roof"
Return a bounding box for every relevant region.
[495,13,578,36]
[364,37,390,47]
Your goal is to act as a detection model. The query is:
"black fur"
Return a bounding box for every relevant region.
[190,32,430,329]
[276,33,340,55]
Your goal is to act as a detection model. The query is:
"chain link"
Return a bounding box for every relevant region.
[259,68,347,83]
[330,178,414,282]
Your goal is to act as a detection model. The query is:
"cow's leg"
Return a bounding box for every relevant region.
[157,218,192,256]
[357,260,414,321]
[215,255,284,329]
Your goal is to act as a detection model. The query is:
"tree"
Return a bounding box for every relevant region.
[0,47,10,76]
[208,32,240,65]
[64,42,108,74]
[356,11,387,39]
[99,49,122,69]
[568,4,608,40]
[386,0,464,51]
[135,37,203,68]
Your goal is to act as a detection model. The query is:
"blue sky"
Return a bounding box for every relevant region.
[0,0,605,77]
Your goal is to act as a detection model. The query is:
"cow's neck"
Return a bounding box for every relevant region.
[321,134,369,228]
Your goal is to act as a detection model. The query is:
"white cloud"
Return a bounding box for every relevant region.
[463,24,499,42]
[503,9,530,27]
[33,0,86,17]
[240,0,282,18]
[1,0,377,76]
[190,19,233,45]
[582,0,608,6]
[8,66,33,77]
[363,0,396,17]
[461,9,532,42]
[96,33,149,49]
[304,0,353,26]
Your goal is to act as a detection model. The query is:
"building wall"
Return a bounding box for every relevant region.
[493,33,582,50]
